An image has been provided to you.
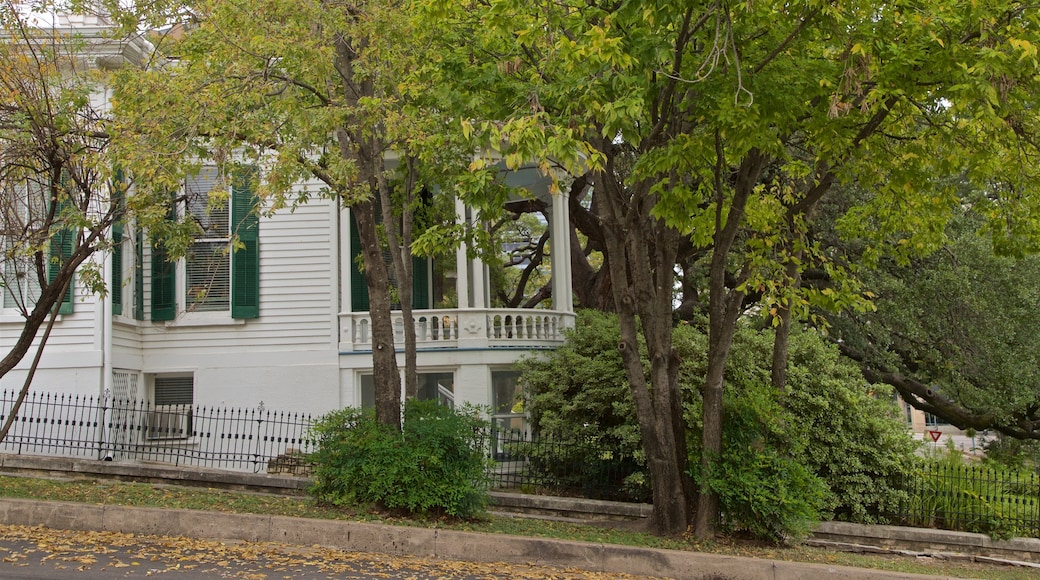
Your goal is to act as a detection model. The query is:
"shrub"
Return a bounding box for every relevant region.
[730,327,921,523]
[983,435,1040,471]
[696,381,828,543]
[518,310,920,541]
[503,432,650,502]
[308,400,491,518]
[515,309,655,501]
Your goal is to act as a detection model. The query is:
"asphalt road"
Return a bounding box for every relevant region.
[0,525,654,579]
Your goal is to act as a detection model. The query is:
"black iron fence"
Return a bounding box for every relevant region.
[0,389,314,473]
[487,430,649,503]
[9,387,1036,536]
[0,388,644,499]
[886,462,1040,538]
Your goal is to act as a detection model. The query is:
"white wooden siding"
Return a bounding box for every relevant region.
[138,197,336,360]
[0,284,105,396]
[0,283,100,353]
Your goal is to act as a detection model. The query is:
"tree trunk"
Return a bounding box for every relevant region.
[770,244,805,392]
[0,254,80,444]
[353,198,402,430]
[694,297,742,538]
[771,207,814,392]
[616,301,692,535]
[0,284,65,378]
[331,32,404,427]
[694,252,747,539]
[770,253,795,392]
[0,231,95,381]
[693,147,763,540]
[770,310,791,391]
[596,157,693,535]
[0,304,61,443]
[376,165,417,400]
[567,176,615,312]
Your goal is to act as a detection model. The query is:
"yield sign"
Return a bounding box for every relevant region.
[928,430,942,442]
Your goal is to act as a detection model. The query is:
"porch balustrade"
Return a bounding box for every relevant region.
[340,308,574,351]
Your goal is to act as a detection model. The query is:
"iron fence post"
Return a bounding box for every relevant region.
[97,389,110,461]
[253,401,265,473]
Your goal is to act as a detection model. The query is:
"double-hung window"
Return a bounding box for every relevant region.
[2,178,73,314]
[150,166,259,321]
[185,167,230,312]
[2,243,42,311]
[1,182,43,310]
[109,170,143,319]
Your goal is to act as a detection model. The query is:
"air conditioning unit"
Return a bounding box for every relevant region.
[146,405,192,439]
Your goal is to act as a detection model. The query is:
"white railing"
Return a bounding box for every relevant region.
[341,308,574,351]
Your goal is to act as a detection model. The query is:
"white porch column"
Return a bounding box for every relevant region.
[456,197,489,309]
[469,206,488,309]
[550,185,573,313]
[454,197,470,308]
[338,205,357,351]
[339,205,352,313]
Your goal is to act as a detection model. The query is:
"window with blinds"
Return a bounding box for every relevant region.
[185,167,230,312]
[149,375,194,439]
[151,165,259,321]
[2,181,47,310]
[2,243,42,310]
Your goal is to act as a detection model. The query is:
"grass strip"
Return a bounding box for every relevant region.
[0,475,1035,580]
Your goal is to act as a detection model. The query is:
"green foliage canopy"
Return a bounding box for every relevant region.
[831,210,1040,439]
[423,0,1040,537]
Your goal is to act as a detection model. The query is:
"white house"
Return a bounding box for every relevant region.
[0,14,575,450]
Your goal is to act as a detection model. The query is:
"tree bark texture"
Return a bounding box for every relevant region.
[332,31,404,428]
[693,147,763,540]
[0,304,61,443]
[0,229,96,381]
[770,252,801,392]
[595,157,693,536]
[376,165,417,400]
[354,198,402,430]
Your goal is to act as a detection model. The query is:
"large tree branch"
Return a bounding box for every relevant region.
[751,9,819,75]
[788,96,899,218]
[839,343,1040,440]
[646,6,707,146]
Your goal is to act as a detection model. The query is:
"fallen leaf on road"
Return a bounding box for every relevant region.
[0,523,661,579]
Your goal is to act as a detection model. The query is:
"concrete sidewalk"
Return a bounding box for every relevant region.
[0,497,956,580]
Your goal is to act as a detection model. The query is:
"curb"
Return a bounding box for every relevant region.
[0,497,950,580]
[0,453,309,494]
[814,521,1040,564]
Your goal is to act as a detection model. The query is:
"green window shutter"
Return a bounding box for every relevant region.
[349,212,369,312]
[230,167,259,319]
[411,186,433,310]
[350,207,428,311]
[151,200,176,322]
[111,222,123,316]
[48,190,75,315]
[150,237,175,321]
[134,229,144,320]
[412,255,429,309]
[48,226,75,315]
[111,170,126,316]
